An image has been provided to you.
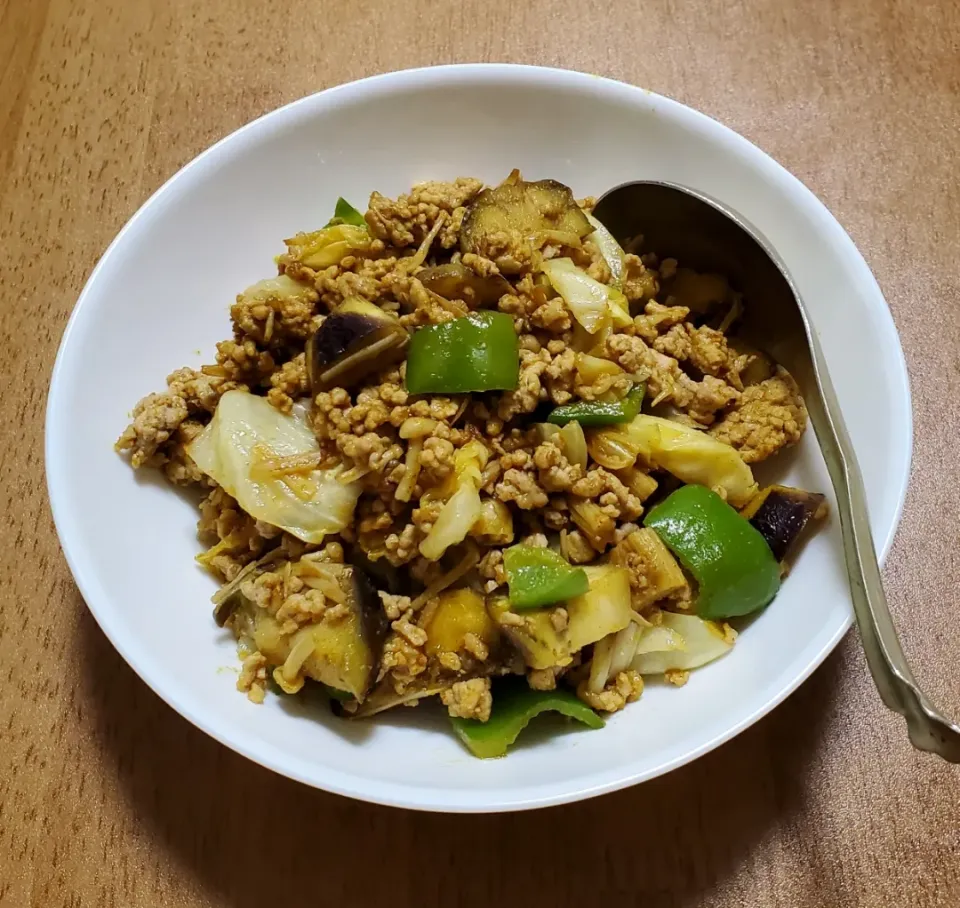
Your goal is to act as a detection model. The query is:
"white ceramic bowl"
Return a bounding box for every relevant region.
[46,65,912,812]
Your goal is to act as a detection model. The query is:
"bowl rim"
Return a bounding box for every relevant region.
[46,63,913,812]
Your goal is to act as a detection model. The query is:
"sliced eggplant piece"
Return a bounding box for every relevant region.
[418,263,512,308]
[740,485,827,562]
[420,588,500,661]
[488,565,633,670]
[211,548,287,626]
[349,548,409,596]
[245,564,388,702]
[460,179,592,266]
[308,297,408,391]
[488,596,571,670]
[212,559,260,627]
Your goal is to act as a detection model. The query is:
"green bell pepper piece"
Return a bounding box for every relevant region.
[405,311,519,395]
[325,197,366,228]
[323,685,352,702]
[547,384,645,427]
[644,484,781,619]
[450,680,604,759]
[503,544,590,609]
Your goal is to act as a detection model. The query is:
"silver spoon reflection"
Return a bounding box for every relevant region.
[593,181,960,763]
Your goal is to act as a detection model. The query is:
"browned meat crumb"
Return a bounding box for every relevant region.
[380,631,428,695]
[527,667,561,691]
[709,367,807,462]
[571,467,644,522]
[366,178,483,248]
[622,254,659,303]
[577,671,644,713]
[237,653,268,704]
[495,467,549,511]
[664,669,690,687]
[533,440,583,492]
[478,549,507,593]
[115,391,188,468]
[162,420,207,486]
[441,677,493,722]
[231,280,319,346]
[266,353,310,413]
[215,338,276,385]
[605,333,739,425]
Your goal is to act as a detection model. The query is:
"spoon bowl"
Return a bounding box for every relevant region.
[594,180,960,763]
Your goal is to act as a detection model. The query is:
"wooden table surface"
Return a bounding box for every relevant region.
[2,0,959,905]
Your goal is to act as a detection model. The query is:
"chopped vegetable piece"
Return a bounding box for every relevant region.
[405,311,519,395]
[547,385,644,427]
[609,528,688,609]
[630,613,734,674]
[470,498,514,545]
[739,485,828,562]
[232,564,387,702]
[564,564,634,651]
[343,682,448,718]
[585,212,626,288]
[575,352,624,385]
[237,275,317,313]
[633,624,687,658]
[559,420,588,470]
[324,685,353,702]
[418,263,512,307]
[587,623,645,693]
[587,426,644,470]
[187,390,361,544]
[284,223,371,269]
[210,557,262,626]
[308,297,408,391]
[615,415,759,506]
[503,544,589,610]
[460,179,592,267]
[420,589,499,660]
[489,564,633,669]
[326,197,367,228]
[570,499,617,550]
[450,680,604,759]
[419,440,489,561]
[613,467,658,502]
[488,596,570,669]
[644,485,780,619]
[542,258,628,333]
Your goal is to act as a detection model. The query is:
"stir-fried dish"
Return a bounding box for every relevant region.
[117,172,826,758]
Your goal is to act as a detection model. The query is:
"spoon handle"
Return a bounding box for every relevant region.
[804,330,960,762]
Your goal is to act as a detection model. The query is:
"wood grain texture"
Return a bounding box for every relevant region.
[1,0,958,904]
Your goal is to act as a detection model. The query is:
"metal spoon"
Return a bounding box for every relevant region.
[593,181,960,762]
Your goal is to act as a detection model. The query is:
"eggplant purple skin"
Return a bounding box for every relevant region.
[459,179,593,264]
[419,263,512,308]
[330,563,389,703]
[308,300,407,391]
[352,564,390,656]
[315,311,382,365]
[746,487,826,562]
